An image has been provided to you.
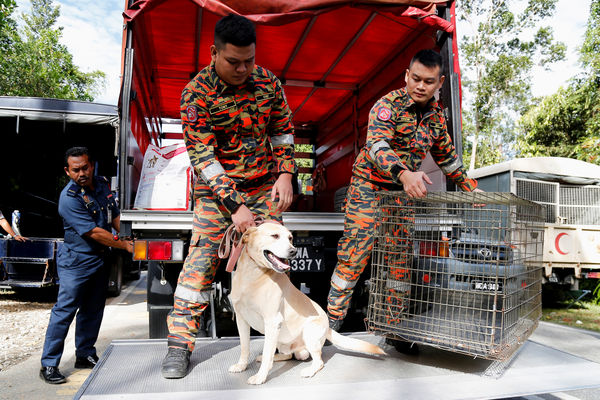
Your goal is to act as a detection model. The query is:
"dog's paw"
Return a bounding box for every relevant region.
[300,362,323,378]
[228,363,248,373]
[247,373,267,385]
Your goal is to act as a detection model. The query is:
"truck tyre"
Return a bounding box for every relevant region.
[107,256,123,297]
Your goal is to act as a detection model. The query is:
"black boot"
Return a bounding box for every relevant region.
[75,354,99,369]
[385,337,419,355]
[39,366,67,384]
[161,346,191,379]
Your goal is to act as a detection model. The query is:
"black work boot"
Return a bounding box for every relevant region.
[39,366,67,384]
[161,346,191,379]
[385,337,419,355]
[74,354,99,369]
[324,317,343,346]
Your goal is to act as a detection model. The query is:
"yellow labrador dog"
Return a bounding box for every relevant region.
[228,222,385,385]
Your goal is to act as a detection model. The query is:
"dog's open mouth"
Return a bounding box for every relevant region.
[264,250,290,273]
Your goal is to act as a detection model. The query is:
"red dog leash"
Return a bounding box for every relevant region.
[218,216,280,272]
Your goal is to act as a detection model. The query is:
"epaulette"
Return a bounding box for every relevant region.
[66,182,79,197]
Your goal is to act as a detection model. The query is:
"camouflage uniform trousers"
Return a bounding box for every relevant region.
[166,177,280,351]
[327,175,413,325]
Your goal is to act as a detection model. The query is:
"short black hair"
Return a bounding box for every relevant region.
[410,49,443,74]
[214,14,256,49]
[64,146,90,167]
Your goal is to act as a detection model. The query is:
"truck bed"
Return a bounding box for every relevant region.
[74,329,600,400]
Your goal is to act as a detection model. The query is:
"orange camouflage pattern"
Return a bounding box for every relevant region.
[328,88,478,324]
[167,178,281,350]
[327,176,412,322]
[353,87,477,191]
[181,62,296,213]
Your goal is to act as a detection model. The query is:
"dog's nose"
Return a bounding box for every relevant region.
[289,246,298,258]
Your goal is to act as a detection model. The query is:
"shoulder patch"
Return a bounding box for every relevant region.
[377,108,392,121]
[186,105,198,122]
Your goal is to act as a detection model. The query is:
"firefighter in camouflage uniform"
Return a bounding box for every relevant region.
[326,50,479,351]
[161,14,296,379]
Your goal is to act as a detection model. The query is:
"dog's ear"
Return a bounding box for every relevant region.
[241,226,258,244]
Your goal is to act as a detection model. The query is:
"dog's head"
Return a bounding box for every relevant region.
[242,222,297,273]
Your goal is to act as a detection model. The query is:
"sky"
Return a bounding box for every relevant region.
[13,0,593,106]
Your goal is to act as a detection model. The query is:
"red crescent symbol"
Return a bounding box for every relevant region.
[555,232,569,255]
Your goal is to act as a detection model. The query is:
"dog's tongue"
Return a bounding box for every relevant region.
[267,252,290,272]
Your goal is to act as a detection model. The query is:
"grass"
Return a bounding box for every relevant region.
[542,302,600,333]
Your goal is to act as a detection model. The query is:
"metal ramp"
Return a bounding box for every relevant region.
[75,332,600,400]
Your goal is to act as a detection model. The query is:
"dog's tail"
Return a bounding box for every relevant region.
[327,329,386,356]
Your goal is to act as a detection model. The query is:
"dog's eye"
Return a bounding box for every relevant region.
[271,234,280,239]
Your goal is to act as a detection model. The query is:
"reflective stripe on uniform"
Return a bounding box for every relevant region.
[174,285,212,304]
[331,272,358,290]
[201,162,227,182]
[369,140,391,160]
[440,158,462,174]
[270,134,294,146]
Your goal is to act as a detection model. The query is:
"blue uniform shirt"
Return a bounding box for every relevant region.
[57,176,120,269]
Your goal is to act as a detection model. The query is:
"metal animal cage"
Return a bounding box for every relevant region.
[367,191,544,360]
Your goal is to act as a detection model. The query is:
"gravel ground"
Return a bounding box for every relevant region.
[0,288,56,372]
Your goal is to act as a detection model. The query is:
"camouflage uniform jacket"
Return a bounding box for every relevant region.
[353,87,477,191]
[181,63,297,213]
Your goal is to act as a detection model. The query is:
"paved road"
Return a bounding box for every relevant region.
[0,272,148,400]
[1,272,599,400]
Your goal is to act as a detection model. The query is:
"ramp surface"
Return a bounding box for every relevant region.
[75,332,600,400]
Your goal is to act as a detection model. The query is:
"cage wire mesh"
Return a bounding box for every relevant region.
[367,191,544,360]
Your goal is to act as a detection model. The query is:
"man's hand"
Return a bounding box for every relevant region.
[231,204,255,233]
[399,170,432,198]
[121,239,134,253]
[13,235,27,242]
[271,173,294,213]
[472,187,486,207]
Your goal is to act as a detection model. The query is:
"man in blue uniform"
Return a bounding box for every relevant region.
[39,147,133,384]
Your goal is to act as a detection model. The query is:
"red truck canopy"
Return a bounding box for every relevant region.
[121,0,460,206]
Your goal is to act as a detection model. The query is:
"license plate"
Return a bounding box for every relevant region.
[472,280,502,291]
[290,246,324,272]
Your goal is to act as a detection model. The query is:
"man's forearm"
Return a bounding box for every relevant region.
[84,227,130,251]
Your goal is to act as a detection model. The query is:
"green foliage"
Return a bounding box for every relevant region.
[0,0,105,101]
[458,0,566,170]
[517,0,600,164]
[581,0,600,75]
[594,281,600,305]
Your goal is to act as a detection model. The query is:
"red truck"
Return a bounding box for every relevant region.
[116,0,464,338]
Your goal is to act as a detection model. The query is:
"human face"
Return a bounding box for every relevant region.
[65,154,94,189]
[404,61,445,107]
[211,42,255,86]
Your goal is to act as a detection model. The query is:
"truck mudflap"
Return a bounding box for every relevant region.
[74,324,600,400]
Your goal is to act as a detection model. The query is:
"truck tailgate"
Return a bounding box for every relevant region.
[74,328,600,400]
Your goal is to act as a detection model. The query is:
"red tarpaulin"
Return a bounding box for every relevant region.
[121,0,460,207]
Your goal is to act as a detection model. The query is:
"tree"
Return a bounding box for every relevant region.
[0,0,105,101]
[0,0,17,91]
[517,0,600,164]
[458,0,566,170]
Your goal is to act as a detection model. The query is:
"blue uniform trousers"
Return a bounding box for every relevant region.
[41,260,107,367]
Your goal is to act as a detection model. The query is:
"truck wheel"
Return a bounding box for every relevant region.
[107,257,123,297]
